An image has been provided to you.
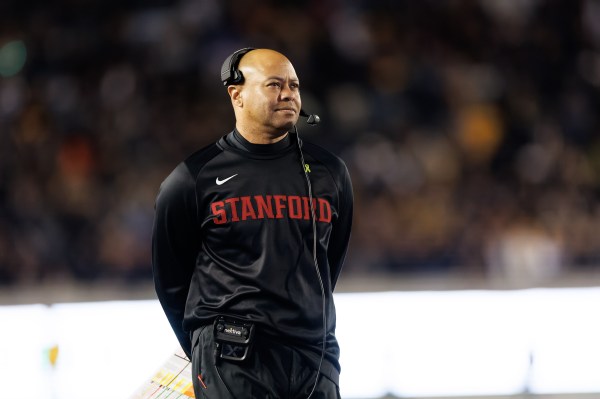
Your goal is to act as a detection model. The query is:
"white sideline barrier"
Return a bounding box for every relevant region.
[1,288,599,398]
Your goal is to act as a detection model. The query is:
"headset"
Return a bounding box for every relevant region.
[220,47,254,86]
[219,48,325,399]
[220,47,321,125]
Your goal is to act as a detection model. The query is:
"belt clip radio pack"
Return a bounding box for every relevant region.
[213,315,256,362]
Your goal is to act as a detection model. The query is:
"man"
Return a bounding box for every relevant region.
[152,48,353,399]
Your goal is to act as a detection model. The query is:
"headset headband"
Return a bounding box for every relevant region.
[220,47,256,86]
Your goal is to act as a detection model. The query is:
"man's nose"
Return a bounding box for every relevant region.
[280,84,296,101]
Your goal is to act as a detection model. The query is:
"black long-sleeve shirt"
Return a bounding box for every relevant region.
[152,129,353,384]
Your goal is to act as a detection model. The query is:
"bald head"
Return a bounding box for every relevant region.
[237,49,293,79]
[226,48,302,144]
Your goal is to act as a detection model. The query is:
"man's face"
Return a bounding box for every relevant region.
[236,53,302,134]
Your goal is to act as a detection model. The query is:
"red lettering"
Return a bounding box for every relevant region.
[255,195,274,218]
[288,196,302,219]
[302,197,310,220]
[274,195,287,219]
[240,196,257,220]
[212,195,332,224]
[211,201,227,224]
[302,197,319,220]
[224,197,240,222]
[318,198,332,222]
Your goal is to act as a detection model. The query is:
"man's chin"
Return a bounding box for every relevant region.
[273,118,297,132]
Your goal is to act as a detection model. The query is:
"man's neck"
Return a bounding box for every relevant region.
[235,123,288,144]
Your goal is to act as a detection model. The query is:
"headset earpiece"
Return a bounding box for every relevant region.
[220,47,256,86]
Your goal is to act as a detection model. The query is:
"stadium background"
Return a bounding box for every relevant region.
[1,0,600,398]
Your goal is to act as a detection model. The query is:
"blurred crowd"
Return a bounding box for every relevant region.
[1,0,599,286]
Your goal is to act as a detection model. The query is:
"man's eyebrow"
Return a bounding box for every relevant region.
[265,76,300,82]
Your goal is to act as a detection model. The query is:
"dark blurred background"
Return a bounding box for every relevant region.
[1,0,600,290]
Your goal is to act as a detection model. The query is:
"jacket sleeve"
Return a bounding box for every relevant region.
[152,162,200,358]
[328,162,354,289]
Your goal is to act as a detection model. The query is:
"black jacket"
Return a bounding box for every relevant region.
[152,130,353,383]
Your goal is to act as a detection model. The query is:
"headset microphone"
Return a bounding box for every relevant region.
[293,110,325,399]
[300,109,320,125]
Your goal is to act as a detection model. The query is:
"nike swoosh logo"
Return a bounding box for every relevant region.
[216,174,238,185]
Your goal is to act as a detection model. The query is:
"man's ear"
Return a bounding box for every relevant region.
[228,85,243,108]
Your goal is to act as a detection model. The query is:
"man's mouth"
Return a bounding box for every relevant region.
[275,108,296,113]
